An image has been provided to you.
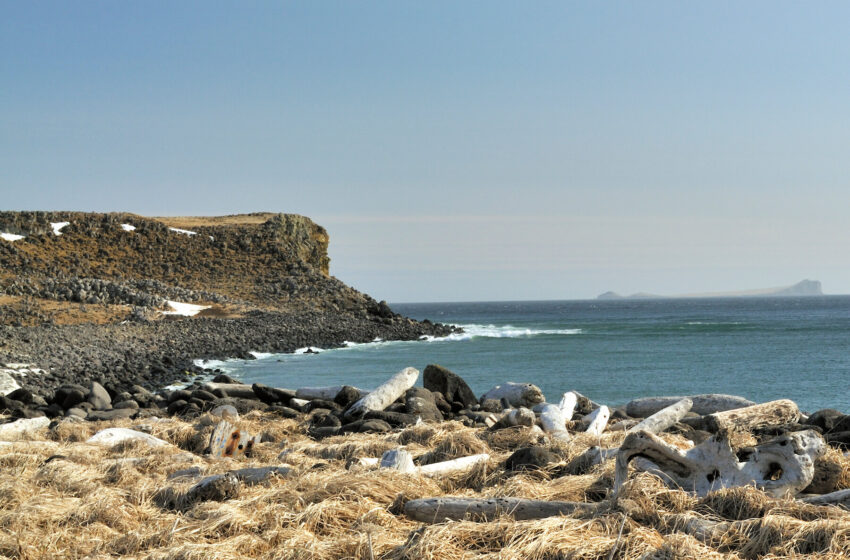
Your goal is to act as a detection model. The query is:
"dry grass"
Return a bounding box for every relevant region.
[1,413,849,559]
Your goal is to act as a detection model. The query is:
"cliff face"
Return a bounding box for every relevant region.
[0,211,385,325]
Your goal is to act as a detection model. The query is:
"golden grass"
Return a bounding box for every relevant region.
[0,413,848,559]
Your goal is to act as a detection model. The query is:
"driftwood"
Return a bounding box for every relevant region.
[345,367,419,420]
[480,382,545,408]
[626,394,755,417]
[404,497,597,522]
[419,453,490,476]
[705,399,801,433]
[537,404,570,442]
[558,391,577,421]
[295,386,345,400]
[629,397,693,434]
[584,405,610,435]
[801,488,850,508]
[491,407,536,430]
[615,428,826,498]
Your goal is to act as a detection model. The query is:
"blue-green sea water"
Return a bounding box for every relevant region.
[212,296,850,414]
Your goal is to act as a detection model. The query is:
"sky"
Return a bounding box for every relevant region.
[2,2,850,302]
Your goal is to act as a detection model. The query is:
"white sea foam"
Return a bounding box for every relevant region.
[294,346,323,354]
[421,324,582,342]
[50,221,70,235]
[250,351,274,360]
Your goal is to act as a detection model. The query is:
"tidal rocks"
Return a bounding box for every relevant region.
[423,364,477,408]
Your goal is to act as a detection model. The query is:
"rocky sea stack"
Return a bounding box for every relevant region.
[0,211,454,398]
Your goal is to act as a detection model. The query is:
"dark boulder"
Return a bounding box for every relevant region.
[504,447,555,472]
[423,364,477,408]
[61,388,87,410]
[404,387,443,423]
[804,409,845,432]
[212,374,239,384]
[6,388,34,405]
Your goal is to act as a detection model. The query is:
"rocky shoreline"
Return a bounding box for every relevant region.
[1,364,849,559]
[0,309,455,402]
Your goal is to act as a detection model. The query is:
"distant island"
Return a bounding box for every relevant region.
[597,279,824,300]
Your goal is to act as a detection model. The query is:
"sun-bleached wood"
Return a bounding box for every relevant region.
[626,394,755,417]
[538,403,570,442]
[404,496,597,522]
[558,391,578,421]
[801,488,850,508]
[628,398,692,434]
[418,454,490,476]
[380,448,415,473]
[705,399,801,433]
[615,428,825,498]
[480,382,545,408]
[584,405,610,435]
[344,367,419,420]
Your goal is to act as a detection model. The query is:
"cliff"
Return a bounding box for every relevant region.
[0,211,391,326]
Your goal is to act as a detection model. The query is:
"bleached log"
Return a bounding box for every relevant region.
[480,382,545,408]
[628,398,692,434]
[344,367,419,420]
[705,399,800,433]
[615,428,825,498]
[418,454,490,476]
[626,394,754,417]
[380,448,415,473]
[801,488,850,508]
[87,428,170,448]
[295,386,345,400]
[490,407,536,430]
[404,497,597,522]
[201,382,257,400]
[538,404,570,442]
[558,391,578,421]
[584,405,610,435]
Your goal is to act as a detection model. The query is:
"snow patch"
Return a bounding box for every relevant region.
[50,221,70,235]
[0,233,25,242]
[161,300,211,316]
[121,224,137,232]
[168,227,197,236]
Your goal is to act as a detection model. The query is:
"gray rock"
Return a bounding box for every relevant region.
[0,416,50,439]
[87,408,136,421]
[66,407,88,419]
[113,399,140,410]
[404,387,443,423]
[88,381,112,410]
[230,466,292,485]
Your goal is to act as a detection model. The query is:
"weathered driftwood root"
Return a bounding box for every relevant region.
[801,488,850,508]
[615,429,826,498]
[404,497,598,522]
[626,394,755,417]
[629,397,693,434]
[344,367,419,420]
[537,403,570,442]
[480,382,545,408]
[705,399,801,433]
[357,452,490,477]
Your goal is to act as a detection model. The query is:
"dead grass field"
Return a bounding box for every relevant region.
[1,413,849,559]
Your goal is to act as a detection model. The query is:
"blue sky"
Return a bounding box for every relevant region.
[3,2,849,301]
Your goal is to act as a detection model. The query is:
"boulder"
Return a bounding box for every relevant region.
[404,387,443,423]
[88,381,112,410]
[87,408,136,421]
[505,447,555,471]
[423,364,477,408]
[804,409,845,432]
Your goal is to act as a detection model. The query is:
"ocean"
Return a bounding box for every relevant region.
[214,296,850,414]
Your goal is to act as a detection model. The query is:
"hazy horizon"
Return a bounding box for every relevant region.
[4,2,850,302]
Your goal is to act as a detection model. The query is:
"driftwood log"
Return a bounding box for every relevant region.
[480,382,545,408]
[537,403,571,442]
[418,453,490,476]
[558,391,577,421]
[705,399,801,433]
[615,428,826,498]
[625,394,755,417]
[584,405,610,436]
[628,397,693,434]
[801,488,850,508]
[404,497,597,522]
[344,367,419,420]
